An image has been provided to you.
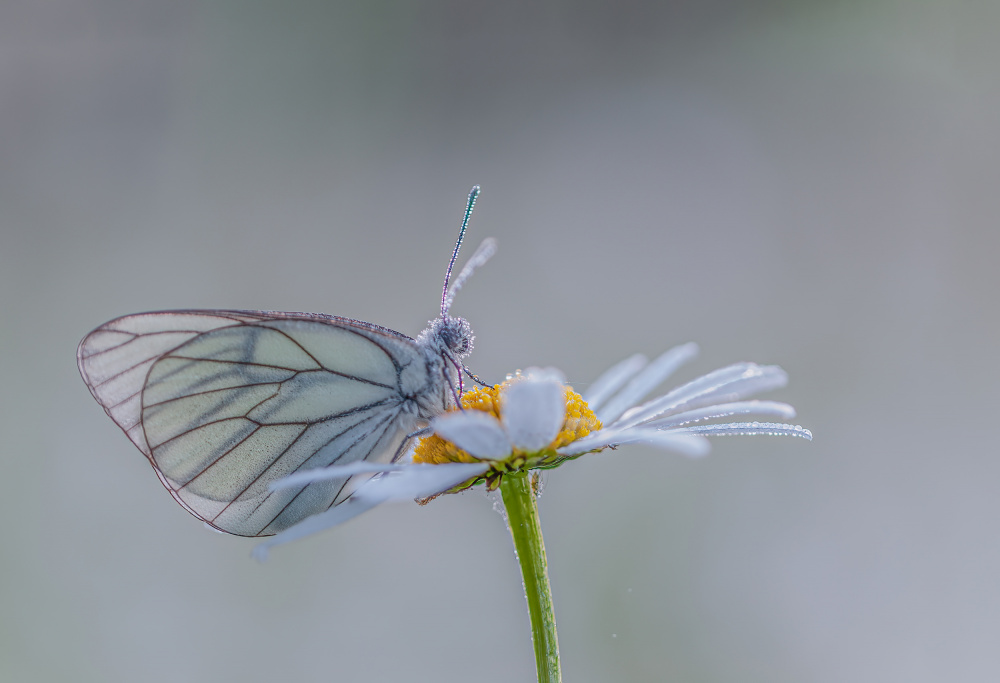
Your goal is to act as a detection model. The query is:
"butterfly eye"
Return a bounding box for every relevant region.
[442,317,474,358]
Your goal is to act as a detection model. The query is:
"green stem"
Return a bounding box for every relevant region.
[499,471,562,683]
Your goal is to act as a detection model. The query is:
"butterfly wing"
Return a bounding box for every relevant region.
[78,310,447,536]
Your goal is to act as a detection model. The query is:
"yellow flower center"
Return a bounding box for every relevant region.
[412,379,602,472]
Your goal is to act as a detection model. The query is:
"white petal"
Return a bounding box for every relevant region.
[680,421,813,440]
[646,400,797,429]
[522,366,567,384]
[269,461,405,490]
[596,343,699,423]
[611,363,751,425]
[612,363,788,428]
[558,427,710,458]
[501,375,566,452]
[614,429,712,458]
[354,462,490,501]
[252,462,489,560]
[582,353,648,410]
[433,411,511,459]
[702,365,790,403]
[556,427,630,455]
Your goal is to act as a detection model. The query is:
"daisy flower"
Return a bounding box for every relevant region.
[252,342,810,559]
[252,342,810,682]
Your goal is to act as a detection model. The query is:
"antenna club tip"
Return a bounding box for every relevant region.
[470,185,481,196]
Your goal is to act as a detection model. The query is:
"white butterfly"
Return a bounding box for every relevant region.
[77,187,495,537]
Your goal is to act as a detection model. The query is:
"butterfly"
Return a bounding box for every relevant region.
[77,187,495,537]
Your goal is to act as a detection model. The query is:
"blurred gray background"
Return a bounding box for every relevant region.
[2,1,998,681]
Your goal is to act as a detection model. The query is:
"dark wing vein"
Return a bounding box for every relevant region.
[142,380,290,410]
[259,325,398,389]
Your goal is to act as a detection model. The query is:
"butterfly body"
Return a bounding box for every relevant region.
[78,187,488,537]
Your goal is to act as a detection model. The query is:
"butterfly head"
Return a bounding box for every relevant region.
[420,315,474,360]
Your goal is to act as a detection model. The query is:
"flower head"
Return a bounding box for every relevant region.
[410,368,602,491]
[252,343,810,559]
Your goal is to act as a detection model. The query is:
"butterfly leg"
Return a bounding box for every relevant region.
[462,363,491,388]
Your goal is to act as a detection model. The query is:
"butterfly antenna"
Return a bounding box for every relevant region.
[442,237,497,316]
[441,185,481,318]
